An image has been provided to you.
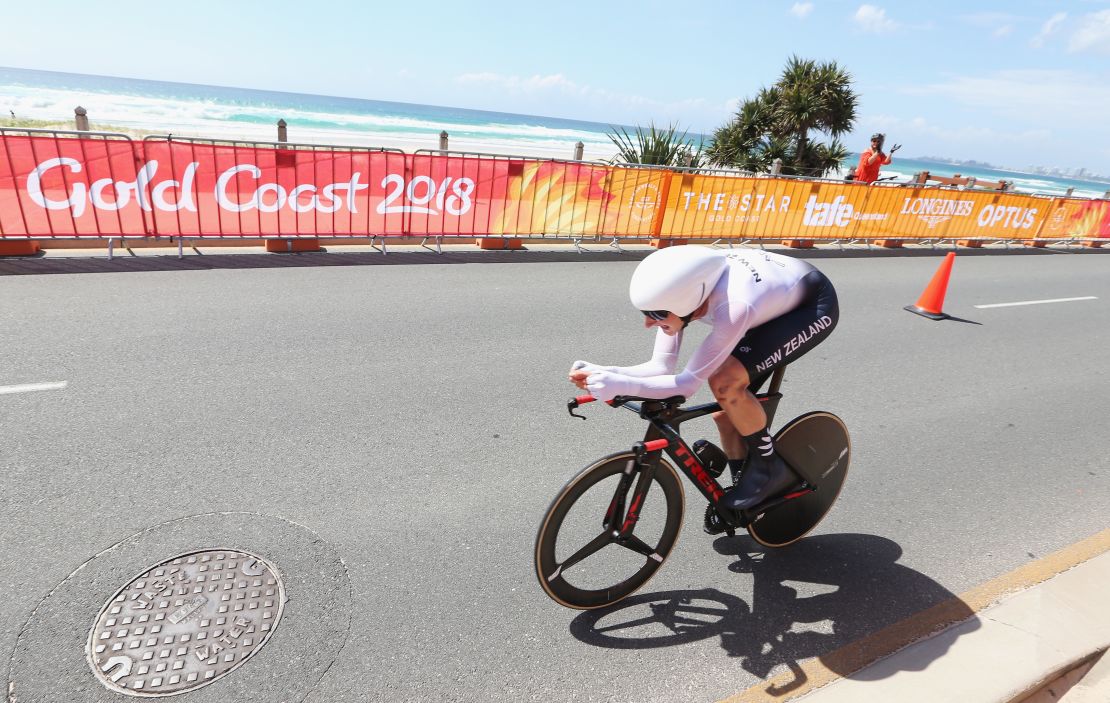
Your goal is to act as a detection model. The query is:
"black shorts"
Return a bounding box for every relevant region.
[731,270,839,392]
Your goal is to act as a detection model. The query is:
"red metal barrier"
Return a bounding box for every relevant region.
[0,129,143,238]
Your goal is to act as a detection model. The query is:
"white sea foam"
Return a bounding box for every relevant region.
[1,84,618,160]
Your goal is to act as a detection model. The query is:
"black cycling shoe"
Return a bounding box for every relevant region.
[722,452,798,511]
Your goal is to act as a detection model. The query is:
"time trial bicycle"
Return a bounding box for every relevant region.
[534,365,850,610]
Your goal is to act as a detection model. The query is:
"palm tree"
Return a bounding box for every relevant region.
[607,123,705,167]
[708,56,857,177]
[705,89,777,171]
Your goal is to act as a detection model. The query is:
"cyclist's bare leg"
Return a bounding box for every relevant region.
[711,411,744,459]
[708,356,767,460]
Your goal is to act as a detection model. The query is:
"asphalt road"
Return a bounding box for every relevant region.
[2,245,1108,702]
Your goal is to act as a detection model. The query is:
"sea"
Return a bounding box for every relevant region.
[2,66,1107,199]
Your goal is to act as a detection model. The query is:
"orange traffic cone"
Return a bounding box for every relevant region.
[904,252,955,320]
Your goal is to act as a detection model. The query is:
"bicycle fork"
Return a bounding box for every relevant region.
[601,439,669,560]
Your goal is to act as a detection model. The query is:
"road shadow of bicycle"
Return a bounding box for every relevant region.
[568,533,978,690]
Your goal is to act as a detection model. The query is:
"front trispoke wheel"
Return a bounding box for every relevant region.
[534,452,685,610]
[557,531,613,574]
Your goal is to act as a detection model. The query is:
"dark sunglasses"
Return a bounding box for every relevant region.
[641,310,669,321]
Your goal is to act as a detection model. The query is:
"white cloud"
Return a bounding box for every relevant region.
[1069,9,1110,54]
[959,12,1024,28]
[1030,12,1067,48]
[454,71,716,128]
[456,72,584,94]
[859,113,1050,144]
[958,12,1022,38]
[790,3,814,19]
[854,5,898,33]
[870,72,1110,171]
[904,69,1110,128]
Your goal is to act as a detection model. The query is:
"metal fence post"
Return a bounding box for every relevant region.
[573,141,584,160]
[770,158,783,176]
[439,130,449,152]
[74,106,89,131]
[277,119,287,143]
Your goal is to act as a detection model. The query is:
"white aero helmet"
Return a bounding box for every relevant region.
[629,245,728,319]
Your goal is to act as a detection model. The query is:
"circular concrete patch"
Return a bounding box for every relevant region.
[8,513,351,703]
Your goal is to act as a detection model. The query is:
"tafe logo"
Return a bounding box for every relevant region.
[629,183,660,223]
[803,195,853,227]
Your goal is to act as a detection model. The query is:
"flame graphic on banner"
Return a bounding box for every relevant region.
[1043,199,1110,239]
[1070,201,1110,238]
[490,162,615,236]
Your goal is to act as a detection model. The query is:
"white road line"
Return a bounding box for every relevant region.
[975,296,1098,309]
[0,381,68,395]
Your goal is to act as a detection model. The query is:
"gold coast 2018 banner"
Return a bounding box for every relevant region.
[1,133,1107,241]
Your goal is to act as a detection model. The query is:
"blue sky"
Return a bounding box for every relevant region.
[2,0,1109,173]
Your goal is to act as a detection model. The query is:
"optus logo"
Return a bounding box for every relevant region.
[977,204,1037,229]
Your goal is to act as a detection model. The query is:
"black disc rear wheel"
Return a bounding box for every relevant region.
[746,412,850,548]
[535,452,685,610]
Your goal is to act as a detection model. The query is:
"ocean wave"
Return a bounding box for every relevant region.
[1,84,614,147]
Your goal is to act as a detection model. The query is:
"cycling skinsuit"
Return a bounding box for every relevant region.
[582,250,838,400]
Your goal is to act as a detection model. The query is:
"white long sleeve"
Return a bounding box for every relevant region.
[594,328,681,377]
[585,301,753,401]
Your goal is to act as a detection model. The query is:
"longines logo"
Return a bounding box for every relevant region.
[899,197,974,229]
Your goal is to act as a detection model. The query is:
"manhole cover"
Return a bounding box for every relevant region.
[85,549,285,697]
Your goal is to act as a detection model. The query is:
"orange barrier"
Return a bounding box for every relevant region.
[2,130,1107,245]
[657,175,1108,242]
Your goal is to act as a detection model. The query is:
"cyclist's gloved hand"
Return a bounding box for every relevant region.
[585,370,634,402]
[570,360,602,390]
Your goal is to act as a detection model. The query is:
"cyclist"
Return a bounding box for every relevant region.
[569,245,838,521]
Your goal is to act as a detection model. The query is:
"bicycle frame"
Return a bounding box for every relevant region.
[606,367,809,534]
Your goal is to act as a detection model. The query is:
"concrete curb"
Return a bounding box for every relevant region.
[793,550,1110,703]
[1058,649,1110,702]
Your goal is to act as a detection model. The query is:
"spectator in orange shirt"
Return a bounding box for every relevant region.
[855,133,900,183]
